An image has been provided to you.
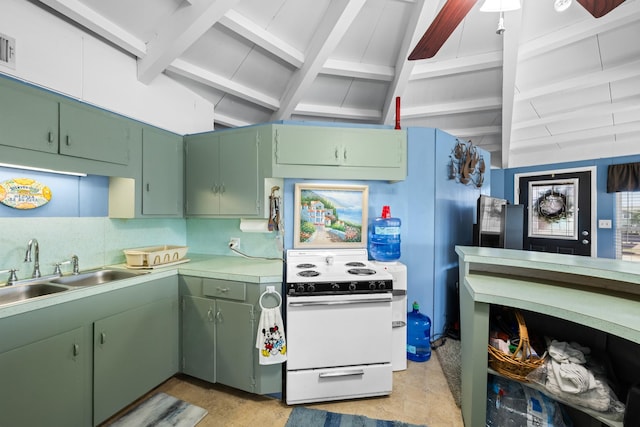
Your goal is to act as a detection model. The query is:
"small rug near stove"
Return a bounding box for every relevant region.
[109,392,207,427]
[285,407,427,427]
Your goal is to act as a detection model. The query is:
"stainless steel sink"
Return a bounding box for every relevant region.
[51,269,146,287]
[0,283,69,306]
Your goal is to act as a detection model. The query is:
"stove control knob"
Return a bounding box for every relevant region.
[348,283,356,291]
[296,284,305,293]
[307,284,315,293]
[378,281,387,290]
[331,283,340,291]
[369,282,377,290]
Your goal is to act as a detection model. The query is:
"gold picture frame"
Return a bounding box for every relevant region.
[293,183,368,248]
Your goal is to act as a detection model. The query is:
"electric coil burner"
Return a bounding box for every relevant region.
[285,248,394,405]
[286,249,393,296]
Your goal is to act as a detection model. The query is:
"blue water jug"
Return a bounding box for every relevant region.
[407,301,431,362]
[368,205,401,261]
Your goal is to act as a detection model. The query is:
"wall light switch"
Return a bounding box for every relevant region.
[598,219,612,229]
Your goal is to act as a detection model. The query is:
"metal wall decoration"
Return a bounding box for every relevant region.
[449,139,485,187]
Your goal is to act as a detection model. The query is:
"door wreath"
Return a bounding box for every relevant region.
[534,190,569,222]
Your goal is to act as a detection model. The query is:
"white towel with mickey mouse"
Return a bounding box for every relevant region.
[256,307,287,365]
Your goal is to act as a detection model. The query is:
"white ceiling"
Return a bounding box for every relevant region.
[34,0,640,168]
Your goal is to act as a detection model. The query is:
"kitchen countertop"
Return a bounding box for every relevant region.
[176,254,283,283]
[0,253,283,319]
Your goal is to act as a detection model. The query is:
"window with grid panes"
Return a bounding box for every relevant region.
[616,191,640,262]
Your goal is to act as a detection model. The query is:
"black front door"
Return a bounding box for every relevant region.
[518,170,592,256]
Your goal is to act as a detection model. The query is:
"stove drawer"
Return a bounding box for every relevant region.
[286,363,392,405]
[203,278,246,301]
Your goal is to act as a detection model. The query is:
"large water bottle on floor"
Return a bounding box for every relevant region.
[407,301,431,362]
[369,205,401,261]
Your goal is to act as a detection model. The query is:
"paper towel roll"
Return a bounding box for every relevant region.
[240,218,270,233]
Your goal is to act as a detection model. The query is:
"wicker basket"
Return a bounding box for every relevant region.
[488,311,545,381]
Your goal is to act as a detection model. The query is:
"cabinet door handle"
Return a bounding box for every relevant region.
[146,183,150,192]
[47,131,54,144]
[212,184,219,194]
[220,183,225,195]
[215,310,223,323]
[334,147,340,160]
[66,135,71,146]
[73,344,80,357]
[343,148,347,161]
[100,332,107,344]
[207,308,214,322]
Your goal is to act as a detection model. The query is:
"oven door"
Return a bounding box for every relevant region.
[286,292,392,371]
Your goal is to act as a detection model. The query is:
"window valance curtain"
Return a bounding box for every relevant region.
[607,162,640,193]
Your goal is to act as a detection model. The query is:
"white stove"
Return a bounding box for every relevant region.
[285,248,394,405]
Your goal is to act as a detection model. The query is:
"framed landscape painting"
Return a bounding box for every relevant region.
[294,183,368,248]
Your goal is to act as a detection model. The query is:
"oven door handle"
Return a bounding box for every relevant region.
[288,297,391,307]
[318,369,365,378]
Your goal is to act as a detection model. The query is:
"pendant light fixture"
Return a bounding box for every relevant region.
[554,0,572,12]
[480,0,521,35]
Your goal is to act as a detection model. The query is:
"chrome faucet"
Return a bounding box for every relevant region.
[0,269,18,286]
[71,255,79,275]
[53,255,80,276]
[24,238,41,278]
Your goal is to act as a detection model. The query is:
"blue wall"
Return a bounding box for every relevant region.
[492,154,640,259]
[0,166,108,217]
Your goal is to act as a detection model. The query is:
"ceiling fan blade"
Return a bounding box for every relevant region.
[408,0,479,61]
[576,0,626,18]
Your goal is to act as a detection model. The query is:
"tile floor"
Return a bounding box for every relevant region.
[106,357,463,427]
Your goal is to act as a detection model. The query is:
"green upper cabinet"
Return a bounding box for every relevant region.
[272,124,407,181]
[60,100,138,165]
[185,127,276,217]
[0,75,140,176]
[108,125,183,218]
[0,77,59,153]
[142,126,183,216]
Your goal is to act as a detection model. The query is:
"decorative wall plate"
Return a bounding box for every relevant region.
[0,178,52,209]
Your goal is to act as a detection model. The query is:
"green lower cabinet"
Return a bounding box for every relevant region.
[94,297,179,425]
[215,299,255,392]
[0,326,88,427]
[181,295,216,382]
[180,277,282,395]
[181,296,254,391]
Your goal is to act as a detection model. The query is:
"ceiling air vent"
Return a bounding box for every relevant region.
[0,32,16,69]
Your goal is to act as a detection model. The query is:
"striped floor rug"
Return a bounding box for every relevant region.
[110,392,207,427]
[285,407,427,427]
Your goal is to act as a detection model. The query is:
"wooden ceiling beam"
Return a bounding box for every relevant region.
[137,0,240,84]
[168,59,280,110]
[219,10,304,68]
[410,51,502,80]
[402,96,502,118]
[271,0,367,121]
[381,0,439,125]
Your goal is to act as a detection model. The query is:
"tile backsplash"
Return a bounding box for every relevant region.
[0,218,186,280]
[0,217,282,282]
